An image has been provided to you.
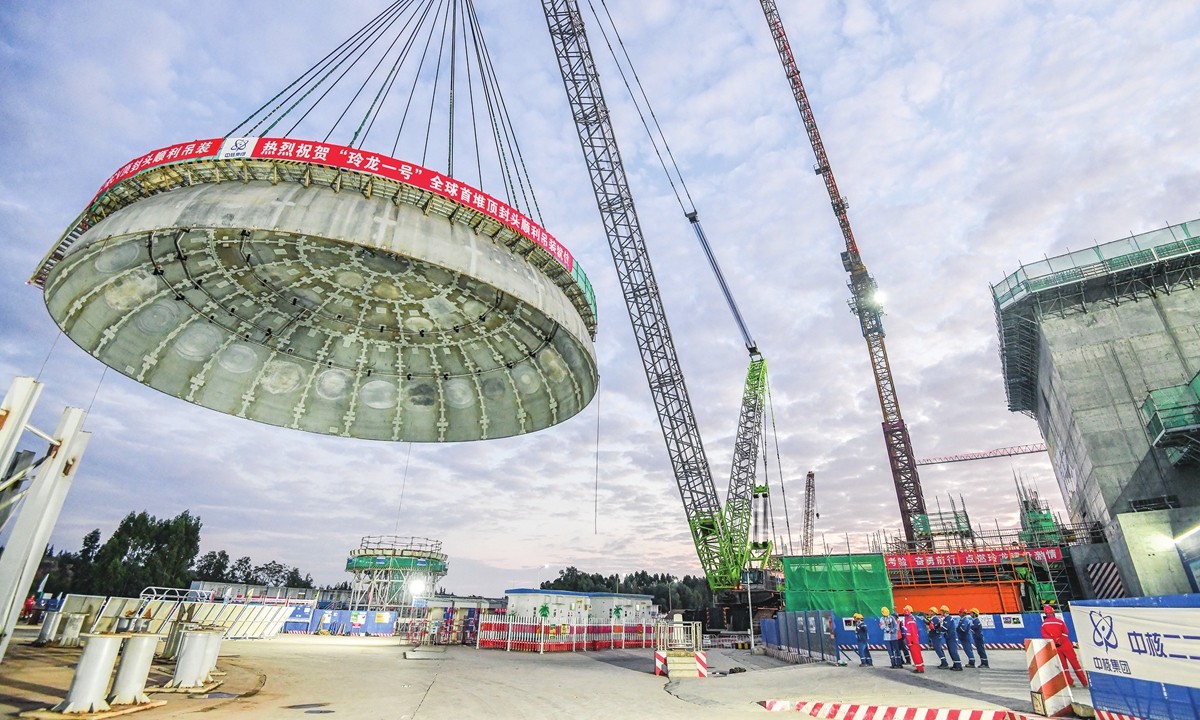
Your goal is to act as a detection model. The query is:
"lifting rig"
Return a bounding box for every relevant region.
[756,1,930,546]
[541,0,778,599]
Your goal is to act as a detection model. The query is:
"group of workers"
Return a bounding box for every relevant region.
[852,605,988,673]
[851,605,1087,685]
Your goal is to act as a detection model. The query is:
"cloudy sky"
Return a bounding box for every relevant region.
[2,0,1198,594]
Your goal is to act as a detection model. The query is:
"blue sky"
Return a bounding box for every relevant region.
[2,0,1198,594]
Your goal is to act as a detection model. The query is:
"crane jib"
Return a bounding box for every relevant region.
[542,0,776,589]
[756,0,929,546]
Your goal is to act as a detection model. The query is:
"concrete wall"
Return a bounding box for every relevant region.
[1033,290,1200,595]
[1067,542,1115,599]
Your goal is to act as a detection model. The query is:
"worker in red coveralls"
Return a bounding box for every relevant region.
[1041,605,1087,687]
[901,606,924,673]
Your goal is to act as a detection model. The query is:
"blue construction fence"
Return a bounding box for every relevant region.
[1072,594,1199,720]
[282,607,397,635]
[760,611,1074,652]
[758,610,842,662]
[830,611,1075,649]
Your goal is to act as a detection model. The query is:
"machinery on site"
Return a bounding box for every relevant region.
[755,1,930,546]
[800,471,817,556]
[541,0,787,624]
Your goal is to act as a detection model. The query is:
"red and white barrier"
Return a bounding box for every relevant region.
[759,701,1019,719]
[1095,711,1145,720]
[1024,638,1073,717]
[838,643,1026,651]
[696,651,708,677]
[654,651,666,676]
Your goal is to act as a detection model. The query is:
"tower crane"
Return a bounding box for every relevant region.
[540,0,778,592]
[801,471,817,555]
[756,1,929,546]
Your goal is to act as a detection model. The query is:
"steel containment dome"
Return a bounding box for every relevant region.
[33,137,598,442]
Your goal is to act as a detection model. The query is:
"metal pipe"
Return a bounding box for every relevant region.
[54,634,123,713]
[687,213,757,354]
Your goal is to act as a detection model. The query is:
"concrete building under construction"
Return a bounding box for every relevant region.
[994,218,1200,596]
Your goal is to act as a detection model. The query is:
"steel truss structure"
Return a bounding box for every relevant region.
[541,0,772,590]
[756,0,927,544]
[347,536,447,612]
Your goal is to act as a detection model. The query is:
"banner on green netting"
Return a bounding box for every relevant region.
[781,553,894,618]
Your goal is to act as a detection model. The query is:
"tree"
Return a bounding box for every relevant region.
[541,567,712,610]
[88,511,202,597]
[194,550,230,582]
[228,556,254,584]
[284,567,314,589]
[253,561,290,587]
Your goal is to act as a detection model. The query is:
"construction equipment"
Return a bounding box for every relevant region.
[916,444,1048,466]
[801,471,817,555]
[756,1,928,544]
[540,0,780,594]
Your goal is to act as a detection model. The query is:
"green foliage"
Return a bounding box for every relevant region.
[540,567,711,610]
[38,510,315,595]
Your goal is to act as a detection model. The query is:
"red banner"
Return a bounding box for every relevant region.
[885,546,1063,570]
[90,136,573,273]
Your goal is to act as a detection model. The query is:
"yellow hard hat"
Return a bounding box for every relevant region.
[880,607,890,616]
[928,606,938,614]
[904,605,913,613]
[970,608,980,616]
[853,613,863,619]
[940,605,950,612]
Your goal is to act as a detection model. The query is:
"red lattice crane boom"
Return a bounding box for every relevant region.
[756,1,929,545]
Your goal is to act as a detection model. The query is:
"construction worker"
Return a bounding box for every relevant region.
[894,609,912,665]
[879,607,902,668]
[968,609,989,668]
[956,608,976,667]
[927,606,949,668]
[939,606,964,671]
[1041,605,1087,687]
[901,606,924,673]
[853,613,872,666]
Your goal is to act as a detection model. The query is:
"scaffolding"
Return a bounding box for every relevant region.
[346,536,448,612]
[994,219,1200,415]
[871,487,1102,609]
[1141,369,1200,466]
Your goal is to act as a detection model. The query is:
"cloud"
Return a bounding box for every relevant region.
[2,0,1197,592]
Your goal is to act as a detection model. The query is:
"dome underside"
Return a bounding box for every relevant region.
[43,186,597,442]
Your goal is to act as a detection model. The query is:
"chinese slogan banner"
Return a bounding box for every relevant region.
[89,136,573,273]
[885,546,1063,570]
[1074,605,1200,688]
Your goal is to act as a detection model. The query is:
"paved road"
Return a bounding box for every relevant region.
[0,631,1092,718]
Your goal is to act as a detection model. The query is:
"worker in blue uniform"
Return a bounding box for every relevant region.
[956,608,976,667]
[968,608,989,668]
[879,607,902,668]
[927,606,949,668]
[853,613,872,666]
[939,605,964,670]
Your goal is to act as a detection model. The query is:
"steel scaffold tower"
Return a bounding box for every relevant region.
[541,0,771,590]
[801,471,816,555]
[756,0,928,545]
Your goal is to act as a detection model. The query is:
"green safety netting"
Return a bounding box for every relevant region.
[1141,371,1200,456]
[781,554,894,619]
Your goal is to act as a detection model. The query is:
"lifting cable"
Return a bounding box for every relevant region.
[224,0,542,222]
[767,380,794,551]
[585,0,756,352]
[583,0,695,215]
